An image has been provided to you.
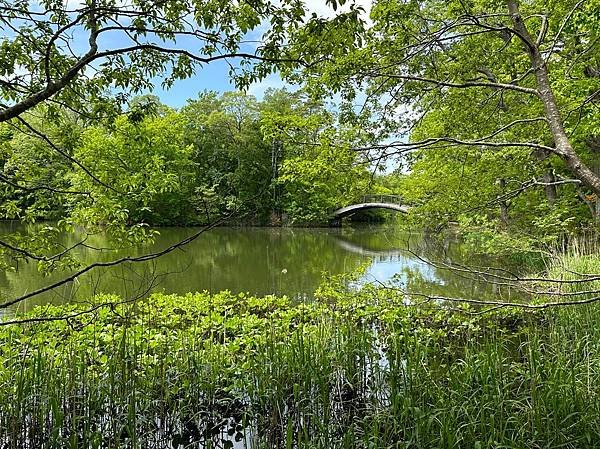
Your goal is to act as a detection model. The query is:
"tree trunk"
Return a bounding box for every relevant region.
[543,170,557,205]
[498,178,510,227]
[507,0,600,197]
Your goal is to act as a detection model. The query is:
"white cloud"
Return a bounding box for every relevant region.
[247,73,297,99]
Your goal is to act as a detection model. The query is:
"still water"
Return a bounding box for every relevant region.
[0,225,517,313]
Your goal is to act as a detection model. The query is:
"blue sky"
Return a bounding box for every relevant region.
[151,61,239,107]
[149,63,290,108]
[125,26,290,107]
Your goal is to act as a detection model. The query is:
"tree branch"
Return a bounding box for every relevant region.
[0,211,233,309]
[373,72,540,96]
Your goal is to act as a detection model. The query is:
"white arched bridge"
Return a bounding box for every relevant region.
[329,194,410,226]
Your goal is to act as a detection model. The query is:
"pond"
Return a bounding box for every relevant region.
[0,224,519,314]
[0,224,539,448]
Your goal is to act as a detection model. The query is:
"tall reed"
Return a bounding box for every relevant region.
[1,275,600,448]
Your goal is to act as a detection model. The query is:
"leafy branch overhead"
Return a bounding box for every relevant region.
[284,0,600,204]
[0,0,308,123]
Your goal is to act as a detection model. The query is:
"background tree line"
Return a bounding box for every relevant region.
[0,89,377,230]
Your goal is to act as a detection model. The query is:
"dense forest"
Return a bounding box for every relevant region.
[1,90,375,227]
[1,0,600,447]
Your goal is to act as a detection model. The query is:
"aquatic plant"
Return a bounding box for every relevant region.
[1,269,600,448]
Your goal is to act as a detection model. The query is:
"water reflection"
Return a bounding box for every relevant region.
[332,235,440,285]
[0,224,519,314]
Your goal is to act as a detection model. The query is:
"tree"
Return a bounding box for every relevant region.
[279,144,371,222]
[1,109,82,222]
[259,91,373,222]
[284,0,600,224]
[71,111,195,230]
[181,91,273,222]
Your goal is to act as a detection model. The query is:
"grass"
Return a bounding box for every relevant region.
[1,256,600,448]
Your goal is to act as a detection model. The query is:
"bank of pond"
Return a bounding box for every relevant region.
[1,259,600,448]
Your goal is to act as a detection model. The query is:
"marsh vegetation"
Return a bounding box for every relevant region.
[2,248,600,448]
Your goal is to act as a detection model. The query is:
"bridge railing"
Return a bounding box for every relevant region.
[360,194,404,205]
[327,194,406,216]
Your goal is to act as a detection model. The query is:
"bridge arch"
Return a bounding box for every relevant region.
[329,195,410,226]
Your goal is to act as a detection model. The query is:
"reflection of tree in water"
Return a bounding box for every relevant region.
[333,227,525,302]
[0,227,369,311]
[0,225,526,314]
[153,228,367,298]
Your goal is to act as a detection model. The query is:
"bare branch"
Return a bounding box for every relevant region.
[544,0,588,63]
[0,236,88,263]
[372,72,540,97]
[10,115,120,193]
[0,211,233,309]
[355,136,556,154]
[400,246,600,285]
[0,277,159,326]
[407,289,600,310]
[0,173,91,196]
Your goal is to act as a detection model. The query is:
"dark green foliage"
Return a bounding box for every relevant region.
[1,90,374,231]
